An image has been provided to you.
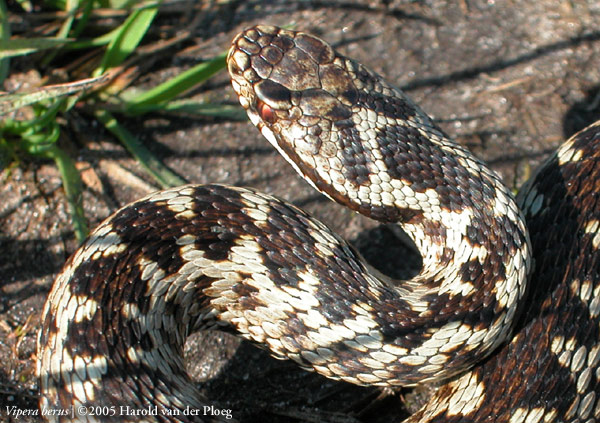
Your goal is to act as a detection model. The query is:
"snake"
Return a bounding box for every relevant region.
[37,25,600,422]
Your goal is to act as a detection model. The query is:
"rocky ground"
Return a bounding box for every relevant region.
[2,0,600,422]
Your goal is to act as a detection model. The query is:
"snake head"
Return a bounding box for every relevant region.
[228,25,450,224]
[228,25,360,197]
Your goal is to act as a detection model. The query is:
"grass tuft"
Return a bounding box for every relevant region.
[0,1,241,242]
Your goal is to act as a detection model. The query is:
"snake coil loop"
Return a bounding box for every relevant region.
[38,25,600,422]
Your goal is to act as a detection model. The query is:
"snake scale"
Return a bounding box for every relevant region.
[37,25,600,422]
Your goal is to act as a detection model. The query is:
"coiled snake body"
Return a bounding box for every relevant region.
[38,25,600,422]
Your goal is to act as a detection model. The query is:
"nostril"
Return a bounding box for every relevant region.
[228,59,241,77]
[227,49,251,76]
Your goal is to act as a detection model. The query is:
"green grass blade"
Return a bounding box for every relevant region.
[127,100,246,120]
[0,136,14,171]
[13,0,33,11]
[0,0,9,84]
[42,146,89,242]
[38,0,78,66]
[127,52,227,110]
[71,0,94,38]
[94,108,185,188]
[44,0,67,10]
[56,0,79,39]
[0,37,71,59]
[104,0,134,7]
[97,6,158,74]
[22,121,61,155]
[67,23,120,50]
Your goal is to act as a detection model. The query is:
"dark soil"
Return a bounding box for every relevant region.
[2,1,600,422]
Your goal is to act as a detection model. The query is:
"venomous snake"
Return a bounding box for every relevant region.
[37,25,600,422]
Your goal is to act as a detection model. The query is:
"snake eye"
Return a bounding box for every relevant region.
[258,100,276,124]
[254,80,291,124]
